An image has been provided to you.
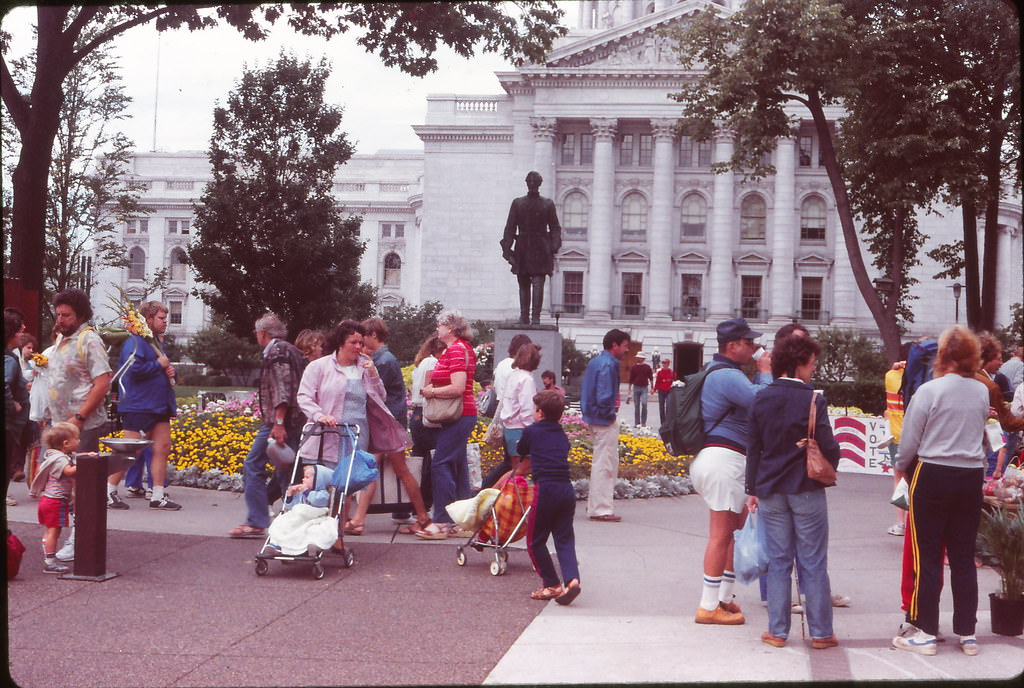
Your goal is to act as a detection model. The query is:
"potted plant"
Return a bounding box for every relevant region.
[977,498,1024,636]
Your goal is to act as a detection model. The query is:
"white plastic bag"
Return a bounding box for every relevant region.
[445,488,500,531]
[733,511,768,585]
[890,477,909,510]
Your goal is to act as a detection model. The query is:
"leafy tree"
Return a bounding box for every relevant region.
[184,321,260,377]
[815,327,888,383]
[995,303,1023,354]
[1,3,566,334]
[187,52,373,339]
[667,0,1019,360]
[380,300,444,365]
[561,336,590,380]
[2,26,148,307]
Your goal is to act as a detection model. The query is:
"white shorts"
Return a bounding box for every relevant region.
[690,446,747,514]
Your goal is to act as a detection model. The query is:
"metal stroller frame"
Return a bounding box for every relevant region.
[254,423,360,579]
[454,472,533,576]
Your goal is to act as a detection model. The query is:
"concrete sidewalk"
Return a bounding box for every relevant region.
[5,472,1023,686]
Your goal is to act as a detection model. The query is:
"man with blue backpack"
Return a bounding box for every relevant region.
[689,318,773,625]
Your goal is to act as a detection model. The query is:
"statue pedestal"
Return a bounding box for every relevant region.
[494,324,564,388]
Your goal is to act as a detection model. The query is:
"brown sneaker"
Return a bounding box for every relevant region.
[695,606,745,625]
[811,635,839,649]
[761,632,786,647]
[719,599,742,614]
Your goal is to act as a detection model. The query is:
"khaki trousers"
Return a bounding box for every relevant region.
[586,420,620,517]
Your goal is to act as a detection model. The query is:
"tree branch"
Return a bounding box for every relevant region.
[0,55,29,133]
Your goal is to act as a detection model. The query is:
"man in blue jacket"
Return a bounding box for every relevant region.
[581,328,630,521]
[691,318,772,625]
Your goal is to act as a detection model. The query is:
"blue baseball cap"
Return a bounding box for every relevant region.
[716,318,762,345]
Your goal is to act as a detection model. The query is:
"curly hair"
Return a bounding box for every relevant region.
[52,288,92,321]
[437,310,473,340]
[770,334,822,379]
[326,320,365,353]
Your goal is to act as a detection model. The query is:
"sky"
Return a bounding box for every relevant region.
[1,5,571,155]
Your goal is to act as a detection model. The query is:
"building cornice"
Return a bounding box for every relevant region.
[413,125,514,143]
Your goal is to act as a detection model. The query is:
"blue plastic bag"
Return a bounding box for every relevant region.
[733,511,768,585]
[331,448,379,494]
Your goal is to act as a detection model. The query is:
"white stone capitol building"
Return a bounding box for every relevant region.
[96,0,1022,372]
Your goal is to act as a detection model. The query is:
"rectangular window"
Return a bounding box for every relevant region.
[801,277,823,321]
[394,223,404,238]
[167,219,190,235]
[622,272,643,316]
[799,136,813,167]
[169,301,183,325]
[171,261,186,282]
[580,134,594,164]
[681,275,702,317]
[740,276,762,320]
[697,140,712,167]
[679,136,694,167]
[381,223,391,238]
[638,134,653,166]
[139,219,148,233]
[561,134,576,165]
[563,271,584,314]
[126,220,136,234]
[619,134,634,166]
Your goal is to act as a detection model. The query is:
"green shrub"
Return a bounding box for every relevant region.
[816,380,886,415]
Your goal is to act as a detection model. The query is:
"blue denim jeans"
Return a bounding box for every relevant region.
[243,423,301,529]
[759,490,833,640]
[632,387,648,426]
[431,415,476,524]
[124,446,168,490]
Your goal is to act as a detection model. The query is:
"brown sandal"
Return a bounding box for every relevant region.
[344,520,364,536]
[412,519,447,540]
[530,585,564,600]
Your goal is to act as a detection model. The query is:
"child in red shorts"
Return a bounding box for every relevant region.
[34,422,80,574]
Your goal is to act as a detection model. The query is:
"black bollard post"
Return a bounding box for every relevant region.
[60,452,125,582]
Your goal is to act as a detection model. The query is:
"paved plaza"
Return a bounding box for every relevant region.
[6,468,1022,686]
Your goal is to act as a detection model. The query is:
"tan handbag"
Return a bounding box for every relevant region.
[424,395,462,425]
[798,391,837,485]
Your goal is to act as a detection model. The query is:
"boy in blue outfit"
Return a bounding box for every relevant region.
[518,390,581,606]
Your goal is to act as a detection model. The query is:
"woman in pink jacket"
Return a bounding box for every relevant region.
[297,320,444,539]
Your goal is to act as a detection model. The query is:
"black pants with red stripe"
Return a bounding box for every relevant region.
[906,461,983,637]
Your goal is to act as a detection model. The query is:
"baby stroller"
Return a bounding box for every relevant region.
[455,472,534,576]
[254,423,373,579]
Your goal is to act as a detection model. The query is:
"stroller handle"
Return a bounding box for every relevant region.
[300,421,361,441]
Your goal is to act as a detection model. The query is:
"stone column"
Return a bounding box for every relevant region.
[771,137,796,320]
[996,224,1016,320]
[598,1,610,28]
[588,117,618,319]
[648,118,676,321]
[708,129,735,320]
[831,208,857,326]
[530,117,557,192]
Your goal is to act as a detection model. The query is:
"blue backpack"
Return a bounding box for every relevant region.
[899,339,938,409]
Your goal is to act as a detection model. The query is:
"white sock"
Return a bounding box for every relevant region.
[106,482,117,496]
[152,485,165,501]
[719,570,736,603]
[701,575,722,611]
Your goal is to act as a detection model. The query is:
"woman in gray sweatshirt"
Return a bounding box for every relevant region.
[892,326,989,657]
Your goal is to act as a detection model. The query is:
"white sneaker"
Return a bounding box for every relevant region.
[831,593,851,607]
[892,629,937,655]
[959,635,978,656]
[887,523,905,536]
[56,538,75,561]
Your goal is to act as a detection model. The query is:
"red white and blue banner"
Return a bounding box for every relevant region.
[828,415,892,476]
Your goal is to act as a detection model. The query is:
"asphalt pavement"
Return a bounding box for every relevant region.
[5,459,1024,686]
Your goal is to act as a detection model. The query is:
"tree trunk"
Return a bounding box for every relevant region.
[962,201,981,329]
[807,92,902,361]
[979,106,1006,332]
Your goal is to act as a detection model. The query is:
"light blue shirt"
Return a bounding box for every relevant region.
[700,354,772,451]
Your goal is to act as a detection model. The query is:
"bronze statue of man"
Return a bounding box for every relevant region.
[500,171,562,325]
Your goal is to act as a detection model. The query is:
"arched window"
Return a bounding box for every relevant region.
[680,193,707,240]
[740,194,767,241]
[621,192,648,241]
[800,196,827,241]
[128,247,146,280]
[169,248,187,281]
[562,191,589,237]
[383,252,401,287]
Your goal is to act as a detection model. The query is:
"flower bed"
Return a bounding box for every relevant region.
[147,394,695,498]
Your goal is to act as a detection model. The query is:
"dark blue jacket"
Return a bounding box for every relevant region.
[117,334,176,416]
[746,378,839,497]
[371,344,407,428]
[517,419,571,483]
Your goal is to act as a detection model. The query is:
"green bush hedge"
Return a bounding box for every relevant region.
[816,380,885,415]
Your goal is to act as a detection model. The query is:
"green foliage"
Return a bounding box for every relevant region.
[977,499,1024,600]
[187,53,375,338]
[380,300,444,365]
[995,303,1023,353]
[815,327,888,383]
[562,337,591,380]
[814,381,885,416]
[927,240,966,281]
[184,323,260,380]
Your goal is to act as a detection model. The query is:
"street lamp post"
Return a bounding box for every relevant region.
[873,276,894,306]
[951,282,963,323]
